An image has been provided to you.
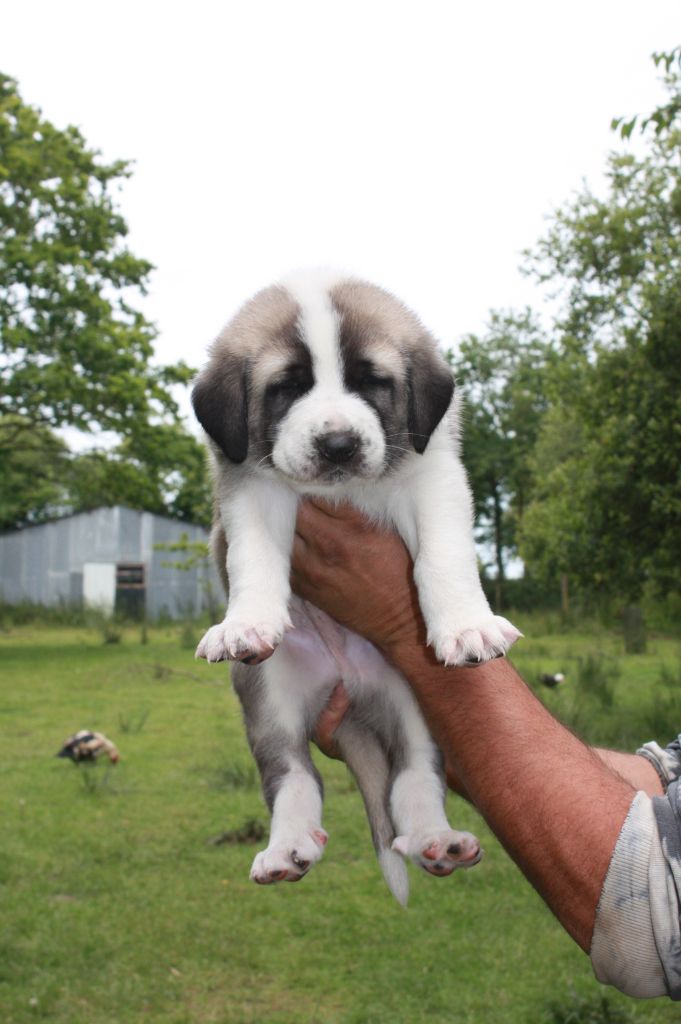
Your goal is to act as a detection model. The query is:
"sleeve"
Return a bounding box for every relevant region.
[590,780,681,1000]
[636,734,681,790]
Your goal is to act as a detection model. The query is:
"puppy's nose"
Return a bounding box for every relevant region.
[315,430,360,464]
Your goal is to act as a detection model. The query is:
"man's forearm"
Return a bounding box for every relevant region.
[291,500,663,951]
[383,643,637,952]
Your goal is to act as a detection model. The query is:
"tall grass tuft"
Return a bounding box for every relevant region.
[543,992,635,1024]
[75,762,116,794]
[641,658,681,742]
[574,653,620,710]
[117,708,151,735]
[208,818,266,845]
[179,622,197,650]
[211,762,258,791]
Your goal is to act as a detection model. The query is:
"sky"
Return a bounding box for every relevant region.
[2,0,680,381]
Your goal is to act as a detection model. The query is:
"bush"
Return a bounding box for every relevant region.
[0,598,89,628]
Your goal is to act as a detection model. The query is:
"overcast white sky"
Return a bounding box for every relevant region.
[2,1,679,376]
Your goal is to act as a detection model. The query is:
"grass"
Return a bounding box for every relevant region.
[0,616,680,1023]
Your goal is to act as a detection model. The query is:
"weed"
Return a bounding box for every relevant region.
[543,992,635,1023]
[101,622,123,645]
[641,657,681,741]
[642,689,678,742]
[179,622,197,650]
[75,762,116,793]
[84,608,124,645]
[117,708,151,735]
[656,658,681,689]
[574,652,620,710]
[208,818,266,845]
[212,763,258,790]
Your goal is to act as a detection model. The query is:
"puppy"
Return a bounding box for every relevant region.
[192,271,520,903]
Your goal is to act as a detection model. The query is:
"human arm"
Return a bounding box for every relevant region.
[593,748,663,796]
[292,500,662,952]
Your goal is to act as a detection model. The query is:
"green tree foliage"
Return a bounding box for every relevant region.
[0,73,212,527]
[519,48,681,600]
[449,310,551,604]
[66,428,213,527]
[0,424,212,531]
[0,72,193,444]
[0,417,66,529]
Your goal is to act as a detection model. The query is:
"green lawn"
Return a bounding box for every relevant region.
[1,618,679,1024]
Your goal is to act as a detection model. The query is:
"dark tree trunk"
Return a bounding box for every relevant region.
[560,574,569,617]
[492,483,505,610]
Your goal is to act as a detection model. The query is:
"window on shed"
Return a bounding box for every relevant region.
[116,563,145,589]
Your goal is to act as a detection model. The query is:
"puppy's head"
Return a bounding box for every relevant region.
[192,273,454,484]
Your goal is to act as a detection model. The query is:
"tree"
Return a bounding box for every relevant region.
[66,428,213,527]
[0,72,192,452]
[0,418,67,529]
[449,310,552,606]
[0,73,212,528]
[519,49,681,601]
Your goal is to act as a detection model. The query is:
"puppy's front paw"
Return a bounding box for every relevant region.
[431,615,521,667]
[196,614,290,664]
[393,829,481,876]
[250,829,328,884]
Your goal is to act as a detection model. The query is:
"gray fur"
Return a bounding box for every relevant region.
[232,660,324,812]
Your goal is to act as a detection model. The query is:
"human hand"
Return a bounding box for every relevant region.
[312,683,351,759]
[312,681,466,797]
[291,500,425,653]
[296,504,468,794]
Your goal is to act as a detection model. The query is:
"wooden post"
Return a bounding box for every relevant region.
[623,605,647,654]
[560,574,569,617]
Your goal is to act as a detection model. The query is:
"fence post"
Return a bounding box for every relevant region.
[623,605,647,654]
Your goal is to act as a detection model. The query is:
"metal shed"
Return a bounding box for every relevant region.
[0,506,221,620]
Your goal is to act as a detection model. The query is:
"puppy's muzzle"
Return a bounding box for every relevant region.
[315,430,360,465]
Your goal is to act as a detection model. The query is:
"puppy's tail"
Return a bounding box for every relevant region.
[334,720,409,907]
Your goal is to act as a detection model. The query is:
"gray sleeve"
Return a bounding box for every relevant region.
[637,734,681,790]
[590,782,681,1000]
[650,778,681,997]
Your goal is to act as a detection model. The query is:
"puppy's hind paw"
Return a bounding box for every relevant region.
[393,829,482,876]
[250,829,328,885]
[431,615,521,667]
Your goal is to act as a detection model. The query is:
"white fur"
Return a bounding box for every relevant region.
[271,389,387,482]
[195,272,521,897]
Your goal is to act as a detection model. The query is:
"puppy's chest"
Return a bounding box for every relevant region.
[274,597,390,695]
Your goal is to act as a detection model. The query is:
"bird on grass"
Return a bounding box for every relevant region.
[539,672,566,689]
[57,731,120,764]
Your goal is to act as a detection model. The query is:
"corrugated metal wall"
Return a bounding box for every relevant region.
[0,507,222,619]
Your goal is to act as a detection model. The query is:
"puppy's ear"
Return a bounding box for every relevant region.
[407,346,455,453]
[192,358,250,463]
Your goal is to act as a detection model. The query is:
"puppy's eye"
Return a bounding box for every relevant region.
[353,360,393,391]
[360,372,393,389]
[266,378,307,399]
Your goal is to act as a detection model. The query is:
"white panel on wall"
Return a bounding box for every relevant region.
[82,562,116,613]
